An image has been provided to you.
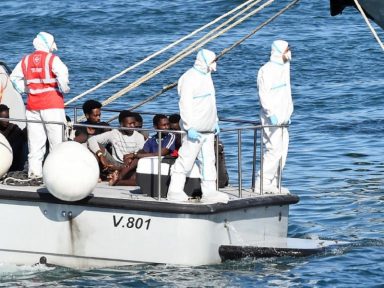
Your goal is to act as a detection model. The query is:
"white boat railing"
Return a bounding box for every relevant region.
[1,113,288,199]
[220,122,288,197]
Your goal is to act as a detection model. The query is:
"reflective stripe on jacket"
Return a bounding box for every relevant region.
[22,51,64,110]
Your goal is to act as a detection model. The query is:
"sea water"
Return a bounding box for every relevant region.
[0,0,383,287]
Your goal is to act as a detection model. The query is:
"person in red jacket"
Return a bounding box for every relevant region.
[10,32,70,179]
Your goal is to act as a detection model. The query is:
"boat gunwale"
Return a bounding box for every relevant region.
[0,188,299,214]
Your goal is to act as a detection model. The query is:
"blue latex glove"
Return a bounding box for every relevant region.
[214,123,220,135]
[188,128,201,141]
[269,115,278,125]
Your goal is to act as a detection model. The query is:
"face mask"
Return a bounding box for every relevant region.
[284,50,292,62]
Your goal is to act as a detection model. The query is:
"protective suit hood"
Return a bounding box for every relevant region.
[270,40,289,64]
[194,49,217,74]
[33,32,58,53]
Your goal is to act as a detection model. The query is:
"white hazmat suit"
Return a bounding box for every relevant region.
[10,32,70,178]
[256,40,293,193]
[167,49,228,203]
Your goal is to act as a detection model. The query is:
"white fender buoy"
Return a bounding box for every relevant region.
[43,141,99,201]
[0,134,13,178]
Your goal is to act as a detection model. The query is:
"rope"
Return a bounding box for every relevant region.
[216,0,300,60]
[1,171,43,186]
[106,0,300,123]
[64,0,261,106]
[126,0,264,88]
[107,82,177,123]
[126,82,177,111]
[100,0,275,109]
[77,0,272,122]
[353,0,384,51]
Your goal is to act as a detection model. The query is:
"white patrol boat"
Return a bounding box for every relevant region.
[0,180,303,268]
[0,58,344,269]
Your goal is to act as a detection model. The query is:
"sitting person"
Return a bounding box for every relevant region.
[137,114,176,157]
[0,104,28,171]
[74,99,110,143]
[109,114,176,186]
[87,110,145,184]
[168,113,182,157]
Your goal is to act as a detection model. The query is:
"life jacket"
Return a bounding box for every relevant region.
[21,50,64,110]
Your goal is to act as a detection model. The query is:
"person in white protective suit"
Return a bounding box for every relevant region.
[256,40,293,194]
[10,32,70,179]
[167,49,229,203]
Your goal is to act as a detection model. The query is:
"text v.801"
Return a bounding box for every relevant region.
[113,215,151,230]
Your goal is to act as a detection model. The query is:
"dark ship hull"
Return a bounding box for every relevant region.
[330,0,384,30]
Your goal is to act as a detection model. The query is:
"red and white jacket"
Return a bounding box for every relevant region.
[10,50,70,111]
[22,51,64,110]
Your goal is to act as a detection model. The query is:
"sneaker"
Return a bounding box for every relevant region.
[263,185,291,194]
[279,186,290,194]
[201,191,229,204]
[167,190,189,202]
[29,173,43,179]
[264,185,279,194]
[257,184,279,194]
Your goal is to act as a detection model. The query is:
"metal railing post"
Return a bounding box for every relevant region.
[74,107,79,124]
[216,134,219,191]
[277,127,283,194]
[278,158,282,194]
[260,128,264,195]
[157,131,162,201]
[251,128,257,192]
[237,129,242,198]
[62,123,66,142]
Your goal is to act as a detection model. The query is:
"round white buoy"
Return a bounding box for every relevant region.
[43,141,99,201]
[0,134,13,178]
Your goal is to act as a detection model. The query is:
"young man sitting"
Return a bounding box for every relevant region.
[109,114,176,186]
[168,113,182,157]
[87,110,145,184]
[74,99,110,143]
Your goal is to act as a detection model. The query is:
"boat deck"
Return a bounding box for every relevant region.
[0,182,299,214]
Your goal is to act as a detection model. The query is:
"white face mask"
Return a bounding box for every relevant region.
[284,50,292,62]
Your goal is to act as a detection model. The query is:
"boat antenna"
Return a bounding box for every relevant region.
[106,0,300,123]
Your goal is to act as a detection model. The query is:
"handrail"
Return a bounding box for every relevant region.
[1,115,288,199]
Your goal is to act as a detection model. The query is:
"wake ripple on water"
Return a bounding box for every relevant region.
[0,237,383,287]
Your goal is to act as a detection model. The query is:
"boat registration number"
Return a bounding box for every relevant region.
[113,215,151,230]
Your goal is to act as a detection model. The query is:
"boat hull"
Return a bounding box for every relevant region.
[0,187,297,268]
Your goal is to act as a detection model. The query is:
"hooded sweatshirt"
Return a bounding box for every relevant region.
[257,40,293,125]
[178,49,218,132]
